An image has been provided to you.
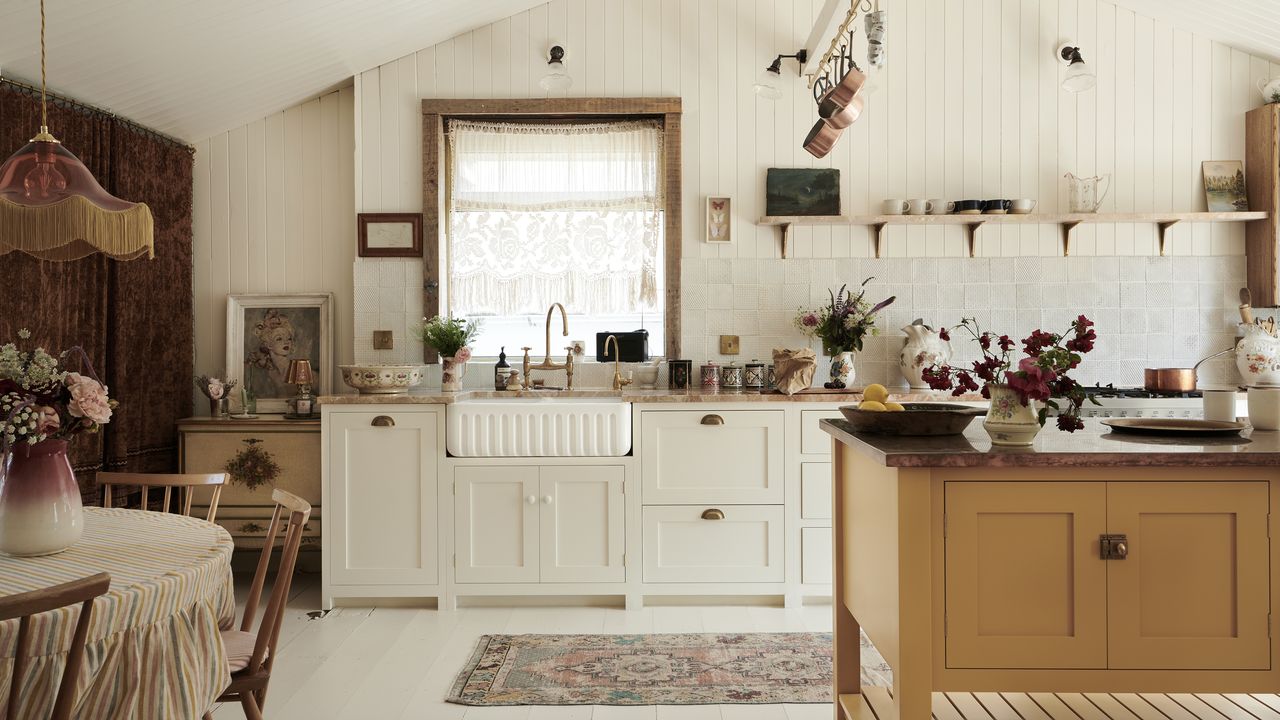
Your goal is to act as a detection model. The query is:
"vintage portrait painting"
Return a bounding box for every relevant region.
[226,294,333,413]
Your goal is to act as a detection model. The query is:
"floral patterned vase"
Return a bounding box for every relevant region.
[441,356,469,392]
[0,439,84,556]
[829,351,856,387]
[983,384,1041,447]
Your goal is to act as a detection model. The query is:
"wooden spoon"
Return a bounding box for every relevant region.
[1240,287,1254,325]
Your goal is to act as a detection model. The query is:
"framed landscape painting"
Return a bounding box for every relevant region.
[226,293,334,413]
[1202,161,1248,211]
[765,168,841,216]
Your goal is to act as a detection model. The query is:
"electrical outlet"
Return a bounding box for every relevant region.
[372,330,394,350]
[719,335,740,355]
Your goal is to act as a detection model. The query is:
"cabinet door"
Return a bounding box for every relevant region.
[538,467,625,583]
[328,411,438,585]
[641,410,784,504]
[454,466,539,583]
[1107,481,1270,670]
[642,505,784,583]
[945,482,1107,669]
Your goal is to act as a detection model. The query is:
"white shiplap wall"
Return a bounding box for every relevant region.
[192,88,356,399]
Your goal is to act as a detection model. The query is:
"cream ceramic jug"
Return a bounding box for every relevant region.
[1065,172,1111,213]
[899,321,952,389]
[1259,76,1280,104]
[1237,323,1280,387]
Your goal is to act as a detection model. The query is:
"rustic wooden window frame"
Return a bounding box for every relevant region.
[422,97,682,364]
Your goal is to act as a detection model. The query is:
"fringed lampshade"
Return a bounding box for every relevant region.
[0,0,154,262]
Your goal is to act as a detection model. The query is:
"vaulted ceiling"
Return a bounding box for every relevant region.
[0,0,544,142]
[1109,0,1280,64]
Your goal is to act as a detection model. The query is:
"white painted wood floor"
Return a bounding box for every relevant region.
[208,572,836,720]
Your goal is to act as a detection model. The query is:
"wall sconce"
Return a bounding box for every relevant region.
[752,49,809,100]
[539,45,573,92]
[1057,43,1096,92]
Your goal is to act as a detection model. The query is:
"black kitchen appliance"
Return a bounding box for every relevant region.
[596,330,649,362]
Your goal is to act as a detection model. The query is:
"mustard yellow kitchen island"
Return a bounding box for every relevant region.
[822,418,1280,720]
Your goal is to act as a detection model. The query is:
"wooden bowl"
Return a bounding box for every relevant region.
[838,402,986,436]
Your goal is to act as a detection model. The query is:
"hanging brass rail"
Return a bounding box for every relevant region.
[807,0,874,88]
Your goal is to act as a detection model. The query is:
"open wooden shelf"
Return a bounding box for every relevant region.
[758,211,1268,258]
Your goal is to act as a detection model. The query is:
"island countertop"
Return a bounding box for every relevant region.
[821,417,1280,467]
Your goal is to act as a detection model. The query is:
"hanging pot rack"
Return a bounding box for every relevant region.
[807,0,874,89]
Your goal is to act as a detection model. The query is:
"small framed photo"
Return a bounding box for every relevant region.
[706,196,732,243]
[226,293,334,413]
[358,213,423,257]
[1202,161,1248,212]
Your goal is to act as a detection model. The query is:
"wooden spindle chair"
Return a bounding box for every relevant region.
[203,488,310,720]
[0,572,111,720]
[95,472,227,522]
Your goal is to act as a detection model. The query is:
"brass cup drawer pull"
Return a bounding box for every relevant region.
[700,414,725,426]
[371,415,396,428]
[701,508,725,520]
[1100,533,1128,560]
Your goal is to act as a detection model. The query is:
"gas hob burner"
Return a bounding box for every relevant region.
[1079,383,1203,400]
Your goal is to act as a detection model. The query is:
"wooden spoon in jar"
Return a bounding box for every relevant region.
[1240,287,1254,325]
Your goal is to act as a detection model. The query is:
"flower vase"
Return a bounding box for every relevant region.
[441,356,469,392]
[983,384,1042,446]
[829,351,856,387]
[0,439,84,556]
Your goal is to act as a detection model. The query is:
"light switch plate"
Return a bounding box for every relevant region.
[719,335,740,355]
[372,330,394,350]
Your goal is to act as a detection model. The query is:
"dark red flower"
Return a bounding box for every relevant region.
[978,333,991,351]
[953,372,979,395]
[921,365,953,391]
[997,335,1015,352]
[1056,413,1084,432]
[938,327,950,342]
[1006,358,1057,402]
[1022,329,1057,357]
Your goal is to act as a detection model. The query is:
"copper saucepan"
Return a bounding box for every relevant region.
[803,76,844,158]
[1143,348,1234,393]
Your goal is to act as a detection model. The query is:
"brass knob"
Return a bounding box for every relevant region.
[1115,541,1127,558]
[371,415,395,427]
[700,414,725,426]
[701,508,725,520]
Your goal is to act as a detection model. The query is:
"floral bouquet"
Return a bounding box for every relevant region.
[0,329,116,453]
[921,316,1098,431]
[793,278,896,355]
[415,315,481,361]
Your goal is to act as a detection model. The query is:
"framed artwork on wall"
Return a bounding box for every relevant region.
[357,213,423,257]
[706,196,732,243]
[226,293,334,413]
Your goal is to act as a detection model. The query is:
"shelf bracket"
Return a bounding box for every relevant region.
[965,222,984,258]
[873,223,887,258]
[779,223,792,259]
[1061,221,1081,256]
[1157,220,1180,256]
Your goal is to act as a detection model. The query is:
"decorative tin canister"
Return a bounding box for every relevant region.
[669,359,692,389]
[766,364,778,390]
[700,363,721,388]
[720,363,743,389]
[744,360,766,389]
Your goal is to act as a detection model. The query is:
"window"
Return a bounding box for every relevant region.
[444,119,665,358]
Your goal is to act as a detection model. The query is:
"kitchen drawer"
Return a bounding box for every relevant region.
[800,462,832,520]
[800,410,844,455]
[641,410,783,504]
[642,505,783,583]
[801,527,832,585]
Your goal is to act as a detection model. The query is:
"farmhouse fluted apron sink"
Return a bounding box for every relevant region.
[446,397,632,457]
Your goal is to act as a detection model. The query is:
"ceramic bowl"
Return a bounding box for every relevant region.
[635,365,661,389]
[838,402,985,436]
[340,364,424,394]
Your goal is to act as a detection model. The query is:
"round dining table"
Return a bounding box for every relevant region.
[0,507,236,720]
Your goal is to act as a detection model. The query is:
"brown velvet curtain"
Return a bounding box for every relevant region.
[0,82,193,493]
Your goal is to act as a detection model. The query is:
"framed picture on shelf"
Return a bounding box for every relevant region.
[765,168,841,216]
[226,293,334,414]
[357,213,423,257]
[1202,161,1248,211]
[706,196,732,243]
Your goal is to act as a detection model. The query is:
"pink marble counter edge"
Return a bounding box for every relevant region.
[318,388,980,405]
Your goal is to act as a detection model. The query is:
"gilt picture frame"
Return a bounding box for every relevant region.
[226,293,334,413]
[706,196,732,243]
[1201,161,1248,212]
[358,213,423,257]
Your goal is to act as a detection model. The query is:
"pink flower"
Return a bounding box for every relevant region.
[1005,358,1057,403]
[35,406,60,434]
[801,313,819,327]
[65,373,112,425]
[453,347,472,364]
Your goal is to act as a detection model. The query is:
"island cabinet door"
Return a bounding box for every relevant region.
[944,481,1108,669]
[1106,481,1271,670]
[454,466,540,583]
[538,467,625,583]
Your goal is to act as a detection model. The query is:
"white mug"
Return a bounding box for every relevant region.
[1009,198,1037,214]
[881,199,908,215]
[1248,386,1280,430]
[906,199,933,215]
[1202,389,1237,423]
[927,199,949,215]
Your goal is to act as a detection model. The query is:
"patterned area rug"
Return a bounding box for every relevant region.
[446,631,892,706]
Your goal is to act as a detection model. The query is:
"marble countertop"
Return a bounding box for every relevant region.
[318,387,975,405]
[821,418,1280,467]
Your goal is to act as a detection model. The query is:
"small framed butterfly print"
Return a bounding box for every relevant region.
[705,196,732,244]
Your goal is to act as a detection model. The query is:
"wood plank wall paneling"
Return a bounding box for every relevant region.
[192,88,355,405]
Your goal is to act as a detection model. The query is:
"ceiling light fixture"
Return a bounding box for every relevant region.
[1057,43,1097,93]
[539,45,573,92]
[753,49,809,100]
[0,0,154,261]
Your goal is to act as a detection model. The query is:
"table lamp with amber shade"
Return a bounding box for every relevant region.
[284,359,316,417]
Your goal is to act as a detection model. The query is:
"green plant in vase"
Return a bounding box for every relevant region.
[415,315,482,392]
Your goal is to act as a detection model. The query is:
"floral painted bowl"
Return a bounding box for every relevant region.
[339,365,424,394]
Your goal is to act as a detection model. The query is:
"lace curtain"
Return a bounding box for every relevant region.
[447,120,663,316]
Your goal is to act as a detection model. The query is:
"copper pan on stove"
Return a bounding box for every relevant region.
[1143,348,1234,393]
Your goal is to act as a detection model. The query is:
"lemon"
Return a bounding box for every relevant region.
[884,402,905,412]
[863,383,889,403]
[858,400,887,412]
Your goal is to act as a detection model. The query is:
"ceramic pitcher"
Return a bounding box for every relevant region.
[1259,76,1280,104]
[1065,172,1111,213]
[899,322,952,389]
[1237,323,1280,387]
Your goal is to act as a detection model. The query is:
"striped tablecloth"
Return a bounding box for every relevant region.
[0,507,235,720]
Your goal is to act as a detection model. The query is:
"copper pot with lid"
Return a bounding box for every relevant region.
[1143,348,1234,393]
